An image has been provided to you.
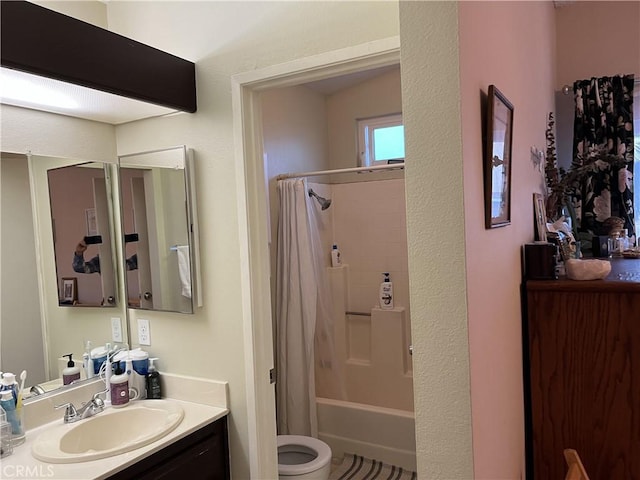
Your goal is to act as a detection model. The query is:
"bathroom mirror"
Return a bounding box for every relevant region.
[1,152,127,396]
[46,161,118,307]
[119,146,201,313]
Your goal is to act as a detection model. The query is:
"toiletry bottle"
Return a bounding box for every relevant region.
[331,244,342,267]
[0,405,13,458]
[62,354,81,385]
[110,363,130,408]
[0,391,22,439]
[0,373,18,404]
[379,272,394,310]
[83,341,93,379]
[146,358,162,399]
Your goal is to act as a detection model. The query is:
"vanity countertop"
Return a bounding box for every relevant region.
[1,399,228,480]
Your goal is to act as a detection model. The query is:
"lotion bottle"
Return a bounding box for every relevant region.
[379,272,393,310]
[110,363,130,408]
[62,354,81,385]
[146,358,162,399]
[331,244,342,267]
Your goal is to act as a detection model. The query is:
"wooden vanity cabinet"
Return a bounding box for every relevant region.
[108,415,229,480]
[523,259,640,480]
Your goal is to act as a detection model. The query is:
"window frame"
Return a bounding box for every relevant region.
[357,113,404,167]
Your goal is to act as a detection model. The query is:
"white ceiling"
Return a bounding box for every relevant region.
[303,64,400,95]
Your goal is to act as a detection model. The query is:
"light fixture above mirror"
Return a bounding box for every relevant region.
[0,1,196,124]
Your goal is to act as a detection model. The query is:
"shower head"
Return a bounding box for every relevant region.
[308,188,332,210]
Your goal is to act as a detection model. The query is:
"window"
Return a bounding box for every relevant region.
[357,113,405,167]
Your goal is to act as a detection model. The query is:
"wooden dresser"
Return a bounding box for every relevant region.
[523,258,640,480]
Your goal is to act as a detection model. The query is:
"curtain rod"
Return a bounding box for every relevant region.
[562,77,640,94]
[275,163,404,181]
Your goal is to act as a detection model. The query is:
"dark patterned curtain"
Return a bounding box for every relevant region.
[572,74,635,240]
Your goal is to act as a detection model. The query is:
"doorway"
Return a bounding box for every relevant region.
[232,37,413,477]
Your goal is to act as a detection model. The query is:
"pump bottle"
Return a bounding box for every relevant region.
[62,354,81,385]
[146,358,162,399]
[331,244,342,267]
[379,272,394,310]
[110,363,130,408]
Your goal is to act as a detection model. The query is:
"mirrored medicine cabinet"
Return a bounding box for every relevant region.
[0,147,200,399]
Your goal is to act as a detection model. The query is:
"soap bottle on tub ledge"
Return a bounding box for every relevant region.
[379,272,393,310]
[331,244,342,267]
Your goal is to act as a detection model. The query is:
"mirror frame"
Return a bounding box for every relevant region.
[484,84,514,229]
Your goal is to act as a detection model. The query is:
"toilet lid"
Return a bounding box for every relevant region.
[277,435,331,476]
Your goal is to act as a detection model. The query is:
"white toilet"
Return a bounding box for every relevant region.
[277,435,332,480]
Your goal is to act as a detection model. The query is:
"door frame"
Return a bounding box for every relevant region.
[231,36,401,478]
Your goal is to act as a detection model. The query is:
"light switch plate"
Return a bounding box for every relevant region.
[138,318,151,346]
[111,317,123,342]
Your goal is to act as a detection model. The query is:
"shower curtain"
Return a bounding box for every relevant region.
[275,178,335,437]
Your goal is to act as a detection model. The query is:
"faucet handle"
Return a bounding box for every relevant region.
[54,402,78,423]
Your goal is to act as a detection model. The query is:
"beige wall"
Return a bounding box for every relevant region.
[459,2,556,478]
[106,3,400,478]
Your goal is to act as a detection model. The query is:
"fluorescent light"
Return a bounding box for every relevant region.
[1,68,78,109]
[0,67,178,124]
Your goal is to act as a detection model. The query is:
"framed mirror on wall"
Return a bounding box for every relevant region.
[484,84,514,229]
[118,146,201,313]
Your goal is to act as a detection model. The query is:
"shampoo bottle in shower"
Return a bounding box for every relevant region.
[331,244,342,267]
[379,272,393,310]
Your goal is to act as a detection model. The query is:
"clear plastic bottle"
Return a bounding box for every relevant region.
[0,405,13,458]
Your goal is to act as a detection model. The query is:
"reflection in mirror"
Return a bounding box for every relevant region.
[1,153,47,386]
[47,163,118,307]
[119,146,200,313]
[2,153,127,399]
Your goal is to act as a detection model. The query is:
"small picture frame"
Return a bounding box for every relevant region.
[533,193,548,242]
[484,85,514,229]
[61,277,78,304]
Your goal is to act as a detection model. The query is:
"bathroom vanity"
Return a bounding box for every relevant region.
[523,258,640,480]
[2,378,230,480]
[108,416,229,480]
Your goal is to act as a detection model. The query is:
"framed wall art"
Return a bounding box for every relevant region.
[484,85,514,229]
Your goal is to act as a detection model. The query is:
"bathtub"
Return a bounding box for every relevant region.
[316,397,416,471]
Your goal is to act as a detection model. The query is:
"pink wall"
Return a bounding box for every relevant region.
[555,1,640,88]
[458,2,556,478]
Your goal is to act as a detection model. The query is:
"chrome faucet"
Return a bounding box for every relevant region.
[55,389,108,423]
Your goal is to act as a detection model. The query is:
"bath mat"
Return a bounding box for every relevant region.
[330,453,417,480]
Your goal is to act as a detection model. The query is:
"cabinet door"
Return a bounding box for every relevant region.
[109,417,229,480]
[526,288,640,480]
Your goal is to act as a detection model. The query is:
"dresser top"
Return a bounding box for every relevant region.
[527,258,640,292]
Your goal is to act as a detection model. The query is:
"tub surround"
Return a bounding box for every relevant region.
[4,374,229,479]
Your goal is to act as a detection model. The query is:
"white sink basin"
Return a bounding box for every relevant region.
[32,399,184,463]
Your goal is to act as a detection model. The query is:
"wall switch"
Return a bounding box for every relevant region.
[138,318,151,346]
[111,317,123,342]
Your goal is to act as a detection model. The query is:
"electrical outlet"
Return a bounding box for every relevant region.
[138,318,151,346]
[111,317,123,342]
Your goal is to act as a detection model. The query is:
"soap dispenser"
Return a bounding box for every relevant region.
[331,244,342,267]
[146,358,162,399]
[62,354,81,385]
[379,272,393,310]
[110,363,130,408]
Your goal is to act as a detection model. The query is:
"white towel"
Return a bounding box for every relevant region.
[176,245,191,298]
